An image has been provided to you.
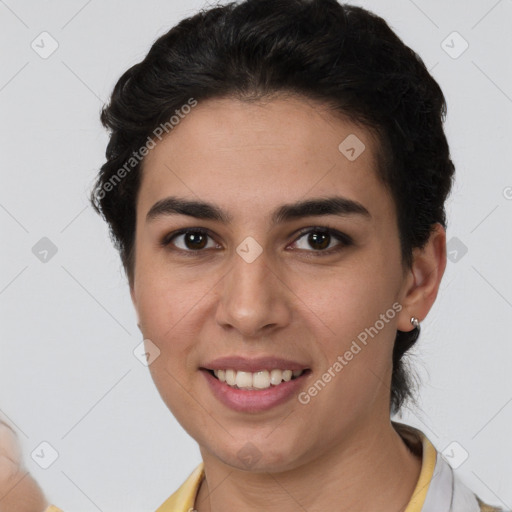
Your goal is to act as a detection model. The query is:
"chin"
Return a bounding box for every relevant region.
[209,439,305,474]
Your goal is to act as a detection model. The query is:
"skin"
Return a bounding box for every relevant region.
[0,420,48,512]
[0,95,446,510]
[130,95,447,512]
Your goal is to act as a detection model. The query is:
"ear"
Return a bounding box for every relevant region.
[396,223,447,332]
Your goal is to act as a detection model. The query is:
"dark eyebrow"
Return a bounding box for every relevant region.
[146,197,232,223]
[146,196,371,224]
[273,196,371,223]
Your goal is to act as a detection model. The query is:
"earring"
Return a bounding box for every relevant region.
[410,316,420,332]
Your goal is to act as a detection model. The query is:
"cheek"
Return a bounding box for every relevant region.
[134,254,214,340]
[293,259,397,340]
[147,360,214,444]
[293,258,400,397]
[302,321,397,429]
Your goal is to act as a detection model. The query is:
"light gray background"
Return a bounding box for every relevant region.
[0,0,511,510]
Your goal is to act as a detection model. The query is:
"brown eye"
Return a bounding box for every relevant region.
[162,229,218,252]
[307,231,331,250]
[291,227,352,254]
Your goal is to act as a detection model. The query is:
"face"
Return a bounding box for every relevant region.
[130,95,418,472]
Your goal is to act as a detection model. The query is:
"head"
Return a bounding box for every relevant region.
[91,0,453,471]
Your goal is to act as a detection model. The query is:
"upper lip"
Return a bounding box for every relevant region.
[202,356,309,373]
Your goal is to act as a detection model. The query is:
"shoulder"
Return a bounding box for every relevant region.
[476,495,510,512]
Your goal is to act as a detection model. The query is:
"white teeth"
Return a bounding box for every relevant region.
[270,369,283,386]
[225,369,236,386]
[235,371,253,388]
[212,368,305,390]
[253,370,270,389]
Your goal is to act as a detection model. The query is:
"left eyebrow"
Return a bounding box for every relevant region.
[272,196,371,224]
[145,195,371,224]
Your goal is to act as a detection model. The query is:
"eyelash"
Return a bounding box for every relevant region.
[160,226,353,257]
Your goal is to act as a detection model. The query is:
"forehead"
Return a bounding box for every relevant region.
[138,96,392,224]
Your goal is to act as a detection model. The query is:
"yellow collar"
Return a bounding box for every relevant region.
[155,462,205,512]
[394,422,437,512]
[155,422,436,512]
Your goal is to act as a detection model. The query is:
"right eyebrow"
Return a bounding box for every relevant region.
[146,197,232,224]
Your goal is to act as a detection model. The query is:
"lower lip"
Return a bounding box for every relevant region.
[201,370,308,412]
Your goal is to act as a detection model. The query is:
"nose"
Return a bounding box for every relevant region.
[215,249,293,338]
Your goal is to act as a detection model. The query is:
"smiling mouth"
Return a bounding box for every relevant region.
[205,368,309,390]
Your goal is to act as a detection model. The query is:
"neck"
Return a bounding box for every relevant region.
[195,420,422,512]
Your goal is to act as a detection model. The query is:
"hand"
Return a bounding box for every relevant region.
[0,420,49,512]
